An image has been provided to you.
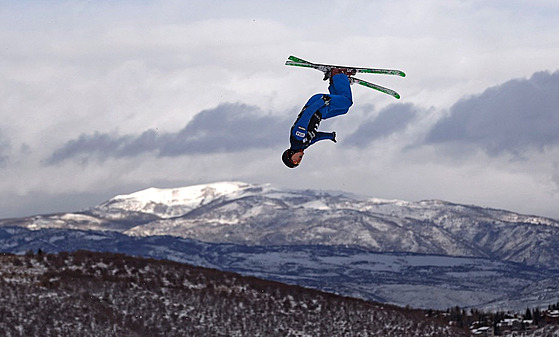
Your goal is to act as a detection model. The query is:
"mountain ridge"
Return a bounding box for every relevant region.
[2,181,559,269]
[2,181,559,310]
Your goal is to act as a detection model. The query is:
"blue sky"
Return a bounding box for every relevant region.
[2,0,559,219]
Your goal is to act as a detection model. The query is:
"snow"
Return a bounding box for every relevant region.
[300,200,330,210]
[105,181,262,218]
[113,181,249,206]
[60,213,99,222]
[369,197,410,207]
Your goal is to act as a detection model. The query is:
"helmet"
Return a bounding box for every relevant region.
[282,149,299,168]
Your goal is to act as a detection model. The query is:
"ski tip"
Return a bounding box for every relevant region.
[287,55,309,64]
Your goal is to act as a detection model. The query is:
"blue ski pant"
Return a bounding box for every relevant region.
[306,74,353,120]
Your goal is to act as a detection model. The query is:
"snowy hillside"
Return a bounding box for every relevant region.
[0,250,470,337]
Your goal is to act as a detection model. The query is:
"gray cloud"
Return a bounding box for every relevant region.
[425,71,559,156]
[0,129,10,167]
[159,103,287,156]
[47,132,138,165]
[46,103,288,164]
[343,103,420,147]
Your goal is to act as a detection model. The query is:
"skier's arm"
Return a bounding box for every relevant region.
[309,131,336,145]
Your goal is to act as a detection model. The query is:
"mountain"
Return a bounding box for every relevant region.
[3,226,558,310]
[0,250,469,337]
[3,181,559,269]
[1,181,559,310]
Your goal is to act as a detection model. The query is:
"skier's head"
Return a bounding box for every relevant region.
[282,149,304,168]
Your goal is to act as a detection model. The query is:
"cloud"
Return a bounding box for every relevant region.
[46,131,153,165]
[343,103,420,147]
[0,129,10,167]
[424,71,559,156]
[46,103,288,164]
[158,103,287,156]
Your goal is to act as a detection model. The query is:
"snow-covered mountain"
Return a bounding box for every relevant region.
[100,181,252,219]
[2,181,559,310]
[2,226,558,311]
[3,181,558,269]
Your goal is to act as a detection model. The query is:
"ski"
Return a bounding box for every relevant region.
[349,77,401,99]
[285,55,406,77]
[285,55,404,99]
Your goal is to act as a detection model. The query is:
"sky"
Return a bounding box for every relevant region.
[1,0,559,219]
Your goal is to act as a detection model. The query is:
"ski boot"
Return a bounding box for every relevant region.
[323,67,356,83]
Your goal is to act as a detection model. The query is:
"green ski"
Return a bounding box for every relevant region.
[285,55,405,99]
[285,55,406,77]
[349,77,401,99]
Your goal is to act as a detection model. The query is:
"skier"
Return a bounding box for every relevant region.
[282,68,354,168]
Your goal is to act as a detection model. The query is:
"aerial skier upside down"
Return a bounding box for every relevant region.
[282,68,354,168]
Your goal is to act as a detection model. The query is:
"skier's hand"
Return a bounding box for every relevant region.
[331,132,337,143]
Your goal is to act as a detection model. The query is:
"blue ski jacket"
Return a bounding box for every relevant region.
[289,74,353,151]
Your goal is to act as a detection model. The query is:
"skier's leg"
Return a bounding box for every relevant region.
[305,94,324,106]
[330,74,352,102]
[328,82,339,96]
[322,74,353,119]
